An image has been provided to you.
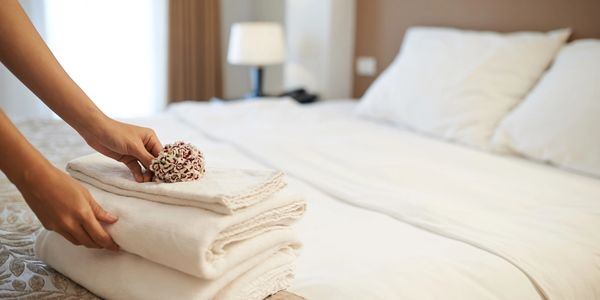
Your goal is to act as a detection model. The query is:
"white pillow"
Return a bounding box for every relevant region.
[492,40,600,177]
[355,27,571,148]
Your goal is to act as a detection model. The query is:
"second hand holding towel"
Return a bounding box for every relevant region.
[81,182,305,279]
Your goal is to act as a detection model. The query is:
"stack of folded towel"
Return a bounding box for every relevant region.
[34,153,306,300]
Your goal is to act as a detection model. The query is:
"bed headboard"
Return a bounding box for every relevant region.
[353,0,600,97]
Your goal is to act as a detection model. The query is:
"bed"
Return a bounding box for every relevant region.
[1,97,599,299]
[3,0,600,298]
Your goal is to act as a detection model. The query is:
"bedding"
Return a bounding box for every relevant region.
[171,99,600,299]
[2,99,599,299]
[355,27,570,149]
[493,39,600,177]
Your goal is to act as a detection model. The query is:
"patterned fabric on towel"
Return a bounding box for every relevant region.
[80,182,304,279]
[67,153,286,214]
[34,230,298,300]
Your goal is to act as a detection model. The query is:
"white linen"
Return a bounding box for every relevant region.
[127,107,544,299]
[285,175,540,300]
[170,99,600,300]
[35,230,298,300]
[355,27,570,149]
[493,39,600,177]
[80,182,303,278]
[26,109,545,300]
[67,153,285,215]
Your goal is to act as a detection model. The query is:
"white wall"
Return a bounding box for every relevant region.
[0,0,53,120]
[220,0,285,99]
[0,0,168,120]
[4,0,354,114]
[221,0,356,100]
[44,0,168,118]
[284,0,355,100]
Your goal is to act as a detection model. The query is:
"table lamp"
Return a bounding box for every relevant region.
[227,22,286,98]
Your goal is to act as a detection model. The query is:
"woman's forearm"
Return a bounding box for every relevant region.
[0,1,151,251]
[0,111,55,189]
[0,0,107,137]
[0,110,120,251]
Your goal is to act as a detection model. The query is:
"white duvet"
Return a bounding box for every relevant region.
[121,99,600,300]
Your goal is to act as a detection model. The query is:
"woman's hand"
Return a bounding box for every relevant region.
[1,0,162,182]
[19,164,120,251]
[0,2,160,250]
[0,111,120,251]
[82,118,163,183]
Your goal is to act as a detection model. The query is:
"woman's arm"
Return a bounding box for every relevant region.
[0,111,119,251]
[0,0,162,181]
[0,0,104,134]
[0,1,163,250]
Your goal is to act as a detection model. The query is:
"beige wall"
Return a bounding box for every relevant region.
[353,0,600,98]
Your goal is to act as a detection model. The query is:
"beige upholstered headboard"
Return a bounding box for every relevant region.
[353,0,600,97]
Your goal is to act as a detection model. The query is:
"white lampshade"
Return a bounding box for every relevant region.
[227,22,286,66]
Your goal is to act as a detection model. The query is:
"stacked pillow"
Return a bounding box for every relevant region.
[492,40,600,177]
[356,27,600,178]
[356,27,570,149]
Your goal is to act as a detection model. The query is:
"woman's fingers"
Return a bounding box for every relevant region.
[89,200,118,224]
[60,192,119,251]
[67,223,100,249]
[131,144,156,170]
[146,132,163,157]
[87,124,163,182]
[126,131,161,182]
[131,129,162,168]
[86,193,120,250]
[142,169,153,182]
[82,217,119,251]
[121,156,144,182]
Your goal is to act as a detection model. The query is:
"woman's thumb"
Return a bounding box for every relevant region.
[90,200,118,224]
[131,143,156,169]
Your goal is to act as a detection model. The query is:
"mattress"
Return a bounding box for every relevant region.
[2,99,599,299]
[169,99,600,299]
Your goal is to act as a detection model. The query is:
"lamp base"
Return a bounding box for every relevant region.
[247,66,264,98]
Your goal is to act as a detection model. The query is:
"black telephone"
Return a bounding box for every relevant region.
[278,88,318,104]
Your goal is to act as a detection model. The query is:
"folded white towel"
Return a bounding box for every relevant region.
[67,153,286,214]
[35,230,297,300]
[81,182,304,279]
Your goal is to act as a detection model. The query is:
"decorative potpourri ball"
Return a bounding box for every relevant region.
[149,141,206,183]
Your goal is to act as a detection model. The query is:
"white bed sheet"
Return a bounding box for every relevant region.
[123,102,539,300]
[164,99,600,300]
